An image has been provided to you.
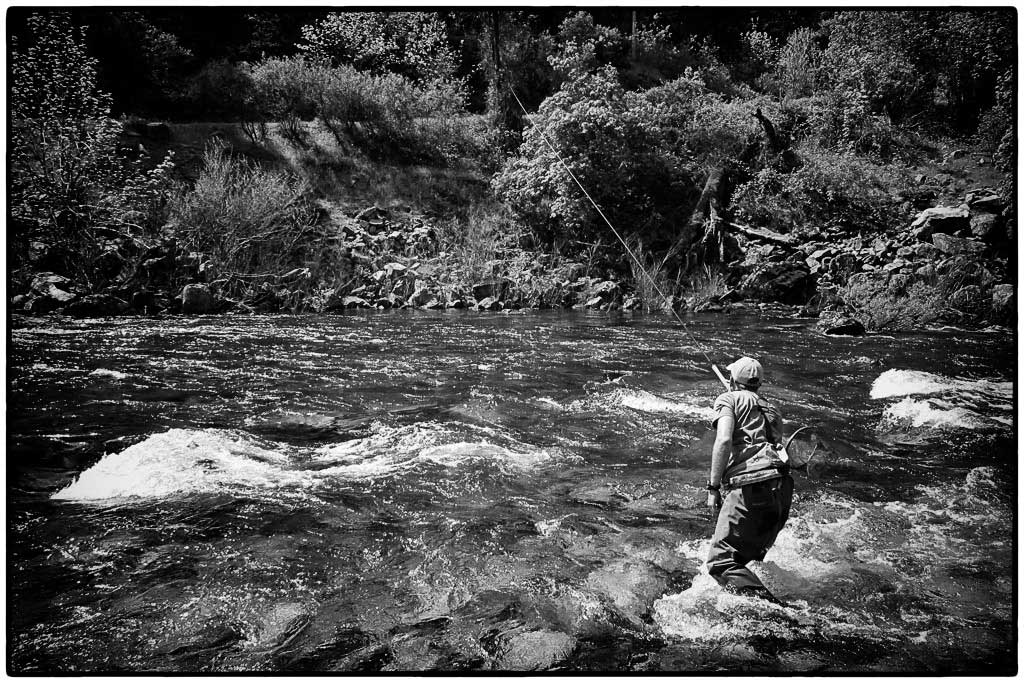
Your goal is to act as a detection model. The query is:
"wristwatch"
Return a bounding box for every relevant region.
[706,481,720,491]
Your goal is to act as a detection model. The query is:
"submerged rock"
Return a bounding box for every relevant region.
[250,601,311,649]
[585,559,673,620]
[495,629,575,671]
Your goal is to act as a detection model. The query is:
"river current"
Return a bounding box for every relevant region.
[7,311,1016,673]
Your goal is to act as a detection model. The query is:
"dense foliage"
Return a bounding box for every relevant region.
[10,13,174,286]
[7,8,1015,327]
[493,66,760,251]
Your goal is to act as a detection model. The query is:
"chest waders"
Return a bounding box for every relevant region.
[707,400,794,601]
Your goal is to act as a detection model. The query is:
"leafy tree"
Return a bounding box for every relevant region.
[774,27,820,99]
[550,11,628,79]
[79,10,192,117]
[476,11,556,138]
[298,11,458,83]
[493,66,759,253]
[10,12,174,286]
[820,10,1013,131]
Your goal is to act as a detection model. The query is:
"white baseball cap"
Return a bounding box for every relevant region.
[727,356,763,387]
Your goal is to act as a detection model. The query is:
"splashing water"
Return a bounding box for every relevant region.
[8,312,1014,673]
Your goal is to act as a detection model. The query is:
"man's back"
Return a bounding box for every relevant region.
[712,389,782,479]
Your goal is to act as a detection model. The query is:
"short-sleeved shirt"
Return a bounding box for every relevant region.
[711,389,783,480]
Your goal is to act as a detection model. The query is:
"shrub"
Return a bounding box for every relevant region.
[249,55,467,161]
[167,143,324,297]
[731,143,914,234]
[774,27,821,100]
[10,12,174,287]
[837,256,999,331]
[184,59,257,123]
[686,264,730,310]
[436,203,521,284]
[493,66,759,255]
[737,29,779,85]
[625,238,681,313]
[248,56,320,143]
[837,276,945,331]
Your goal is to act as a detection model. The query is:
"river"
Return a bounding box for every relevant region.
[7,311,1015,673]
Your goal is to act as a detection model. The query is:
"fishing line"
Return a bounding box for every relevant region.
[509,88,729,389]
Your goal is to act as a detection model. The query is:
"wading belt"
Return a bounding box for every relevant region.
[726,466,786,489]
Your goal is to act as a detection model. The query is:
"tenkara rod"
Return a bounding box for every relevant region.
[509,88,729,391]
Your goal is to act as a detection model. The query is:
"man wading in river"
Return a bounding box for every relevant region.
[705,356,792,602]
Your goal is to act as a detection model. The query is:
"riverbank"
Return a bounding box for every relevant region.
[8,120,1015,332]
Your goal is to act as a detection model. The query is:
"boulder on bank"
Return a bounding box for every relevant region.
[472,279,507,301]
[965,189,1005,214]
[931,233,986,256]
[24,272,78,313]
[991,284,1014,324]
[180,283,216,314]
[970,213,1005,244]
[739,263,813,304]
[61,294,130,317]
[910,206,970,241]
[31,273,76,299]
[341,295,370,309]
[476,296,502,311]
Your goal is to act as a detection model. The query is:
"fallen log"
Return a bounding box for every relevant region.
[724,221,796,246]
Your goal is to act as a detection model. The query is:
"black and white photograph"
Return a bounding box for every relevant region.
[6,5,1017,674]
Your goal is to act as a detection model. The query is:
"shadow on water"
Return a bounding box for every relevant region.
[7,311,1016,673]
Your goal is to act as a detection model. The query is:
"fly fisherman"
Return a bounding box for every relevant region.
[705,356,792,602]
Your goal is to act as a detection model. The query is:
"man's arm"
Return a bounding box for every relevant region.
[707,414,734,509]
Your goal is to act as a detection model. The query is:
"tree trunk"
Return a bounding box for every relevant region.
[663,109,793,271]
[491,11,501,73]
[754,108,782,155]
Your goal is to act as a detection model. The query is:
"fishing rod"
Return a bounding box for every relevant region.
[509,88,730,391]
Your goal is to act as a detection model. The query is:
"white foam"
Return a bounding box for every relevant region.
[653,571,800,641]
[870,369,1012,400]
[418,441,553,471]
[315,422,557,479]
[53,429,305,501]
[617,389,717,420]
[881,397,984,429]
[54,422,558,501]
[89,368,128,380]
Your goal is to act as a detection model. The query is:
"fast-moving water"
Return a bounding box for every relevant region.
[8,311,1015,673]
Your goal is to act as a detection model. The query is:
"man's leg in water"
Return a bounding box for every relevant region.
[707,476,794,594]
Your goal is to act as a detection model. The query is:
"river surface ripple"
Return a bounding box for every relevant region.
[7,311,1015,673]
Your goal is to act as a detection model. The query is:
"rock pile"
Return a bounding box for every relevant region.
[729,186,1013,327]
